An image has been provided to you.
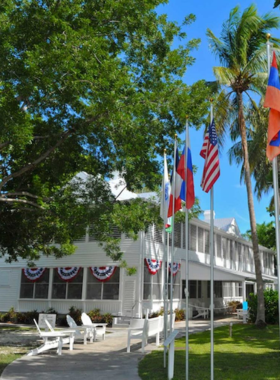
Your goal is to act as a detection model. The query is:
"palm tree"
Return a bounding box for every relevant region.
[228,104,272,201]
[207,4,280,326]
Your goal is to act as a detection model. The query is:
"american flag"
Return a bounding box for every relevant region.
[200,119,220,193]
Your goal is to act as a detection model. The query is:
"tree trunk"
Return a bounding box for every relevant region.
[237,92,266,327]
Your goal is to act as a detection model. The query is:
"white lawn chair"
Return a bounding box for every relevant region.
[66,315,89,345]
[81,312,107,341]
[27,319,74,356]
[193,306,209,319]
[44,319,76,350]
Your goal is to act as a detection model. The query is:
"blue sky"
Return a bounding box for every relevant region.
[157,0,278,234]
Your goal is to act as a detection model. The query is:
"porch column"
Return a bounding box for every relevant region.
[242,280,246,302]
[48,268,54,308]
[82,267,87,312]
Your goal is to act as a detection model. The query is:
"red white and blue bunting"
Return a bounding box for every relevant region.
[23,268,46,282]
[145,259,162,275]
[57,267,81,282]
[169,262,180,276]
[90,266,116,282]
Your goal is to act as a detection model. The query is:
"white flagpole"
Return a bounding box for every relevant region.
[266,34,280,337]
[185,117,190,380]
[170,136,177,333]
[164,231,170,367]
[210,101,215,380]
[163,150,168,368]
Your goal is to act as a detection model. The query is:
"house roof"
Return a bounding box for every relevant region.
[213,217,241,237]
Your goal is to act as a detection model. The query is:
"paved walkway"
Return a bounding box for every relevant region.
[1,317,241,380]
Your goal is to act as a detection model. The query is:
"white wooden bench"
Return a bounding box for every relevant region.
[127,316,162,353]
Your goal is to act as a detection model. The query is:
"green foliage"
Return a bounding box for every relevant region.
[68,306,82,325]
[0,308,39,324]
[248,289,279,324]
[174,308,185,321]
[274,0,280,8]
[227,300,242,312]
[0,0,211,263]
[207,3,280,325]
[87,308,113,325]
[245,222,276,251]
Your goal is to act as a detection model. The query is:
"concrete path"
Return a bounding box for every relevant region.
[1,317,240,380]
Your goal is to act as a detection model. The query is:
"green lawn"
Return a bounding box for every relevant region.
[0,325,34,376]
[139,324,280,380]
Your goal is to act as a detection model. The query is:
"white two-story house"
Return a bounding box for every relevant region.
[0,174,276,317]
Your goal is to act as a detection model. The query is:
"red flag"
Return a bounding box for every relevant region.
[177,132,195,209]
[167,148,182,217]
[200,119,220,193]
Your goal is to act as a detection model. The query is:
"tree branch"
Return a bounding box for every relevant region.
[0,197,44,209]
[0,129,73,191]
[4,191,50,201]
[0,142,10,151]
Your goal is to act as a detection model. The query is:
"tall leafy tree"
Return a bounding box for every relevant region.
[228,104,272,200]
[246,222,276,251]
[207,5,280,326]
[0,0,210,263]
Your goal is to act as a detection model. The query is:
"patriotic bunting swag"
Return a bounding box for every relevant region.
[145,259,162,275]
[169,262,180,276]
[57,267,80,282]
[90,266,116,282]
[23,268,45,282]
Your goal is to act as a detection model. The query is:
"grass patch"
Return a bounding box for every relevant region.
[139,324,280,380]
[0,346,30,375]
[0,325,34,331]
[0,325,35,375]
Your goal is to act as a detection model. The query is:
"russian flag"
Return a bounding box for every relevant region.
[177,144,195,210]
[264,51,280,161]
[167,148,182,218]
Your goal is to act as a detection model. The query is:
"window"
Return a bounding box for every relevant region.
[168,271,180,299]
[216,234,221,258]
[52,269,83,299]
[198,227,204,252]
[204,230,209,254]
[235,282,242,297]
[168,224,181,248]
[207,281,222,298]
[89,225,121,241]
[222,238,227,259]
[20,269,49,299]
[237,243,242,271]
[223,282,233,297]
[154,226,163,244]
[87,268,120,300]
[189,224,197,251]
[230,240,235,270]
[143,264,162,300]
[183,280,201,299]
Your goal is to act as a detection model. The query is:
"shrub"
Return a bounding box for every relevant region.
[45,307,58,315]
[248,289,279,324]
[26,310,39,323]
[175,308,185,321]
[227,301,242,312]
[87,309,113,326]
[68,306,82,325]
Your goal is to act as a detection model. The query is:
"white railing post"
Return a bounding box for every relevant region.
[164,330,179,380]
